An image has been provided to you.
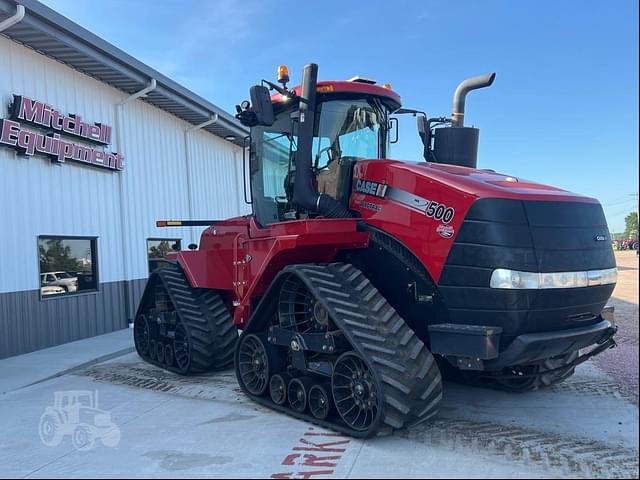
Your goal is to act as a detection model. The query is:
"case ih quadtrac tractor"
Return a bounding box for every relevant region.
[134,63,617,437]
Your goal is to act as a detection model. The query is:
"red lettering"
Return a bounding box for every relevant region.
[115,153,125,170]
[271,471,335,479]
[51,111,63,129]
[62,115,75,135]
[282,453,340,468]
[57,140,72,163]
[17,129,37,155]
[0,119,20,145]
[102,124,112,144]
[292,438,349,453]
[89,124,101,141]
[18,97,45,125]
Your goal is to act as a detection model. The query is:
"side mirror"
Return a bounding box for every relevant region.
[417,116,428,146]
[389,117,399,144]
[250,85,275,126]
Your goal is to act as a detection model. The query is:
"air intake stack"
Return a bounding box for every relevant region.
[432,73,495,168]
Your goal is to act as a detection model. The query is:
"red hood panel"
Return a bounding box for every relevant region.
[387,161,598,203]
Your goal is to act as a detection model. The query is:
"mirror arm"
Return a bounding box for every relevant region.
[262,80,297,100]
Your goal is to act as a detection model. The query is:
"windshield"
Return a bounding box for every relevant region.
[250,97,390,226]
[314,98,388,168]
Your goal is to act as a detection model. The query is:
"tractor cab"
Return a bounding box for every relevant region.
[237,66,400,226]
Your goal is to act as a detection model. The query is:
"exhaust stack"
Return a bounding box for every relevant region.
[432,72,496,168]
[451,73,496,127]
[293,63,351,218]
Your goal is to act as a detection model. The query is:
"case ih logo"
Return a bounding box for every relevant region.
[354,179,387,198]
[0,95,124,171]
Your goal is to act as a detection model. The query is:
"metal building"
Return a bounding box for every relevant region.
[0,0,249,358]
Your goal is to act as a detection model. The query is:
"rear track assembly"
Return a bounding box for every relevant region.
[134,265,237,375]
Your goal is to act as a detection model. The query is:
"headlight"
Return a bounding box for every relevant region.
[490,267,617,289]
[489,269,539,289]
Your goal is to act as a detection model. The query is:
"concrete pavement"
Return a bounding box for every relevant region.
[0,328,133,394]
[0,351,637,478]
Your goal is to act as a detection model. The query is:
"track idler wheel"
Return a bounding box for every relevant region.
[237,334,277,396]
[332,352,381,432]
[133,314,151,357]
[288,377,314,413]
[270,373,292,406]
[309,382,333,420]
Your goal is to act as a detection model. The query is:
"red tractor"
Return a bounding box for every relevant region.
[134,64,617,437]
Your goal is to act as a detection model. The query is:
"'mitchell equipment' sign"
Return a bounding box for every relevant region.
[0,95,124,171]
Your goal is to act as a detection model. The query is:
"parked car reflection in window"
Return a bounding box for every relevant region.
[38,237,98,298]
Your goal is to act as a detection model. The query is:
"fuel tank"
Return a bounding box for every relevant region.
[349,160,616,343]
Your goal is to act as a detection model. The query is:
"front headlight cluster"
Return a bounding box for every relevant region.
[490,267,617,289]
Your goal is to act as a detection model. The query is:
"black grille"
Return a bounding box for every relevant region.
[438,198,615,343]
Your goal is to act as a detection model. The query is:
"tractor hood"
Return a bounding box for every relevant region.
[387,160,598,204]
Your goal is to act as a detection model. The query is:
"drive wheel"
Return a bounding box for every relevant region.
[237,334,271,396]
[133,314,151,357]
[332,352,381,432]
[173,323,191,373]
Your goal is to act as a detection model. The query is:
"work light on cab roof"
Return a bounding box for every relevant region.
[277,64,290,87]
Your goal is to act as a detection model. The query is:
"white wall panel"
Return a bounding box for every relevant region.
[0,36,246,294]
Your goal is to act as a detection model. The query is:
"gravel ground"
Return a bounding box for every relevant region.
[592,251,639,405]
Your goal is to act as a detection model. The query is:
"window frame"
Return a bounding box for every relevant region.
[147,237,182,274]
[37,235,100,300]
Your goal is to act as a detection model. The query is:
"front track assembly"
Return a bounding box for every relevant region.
[134,264,237,375]
[235,262,443,438]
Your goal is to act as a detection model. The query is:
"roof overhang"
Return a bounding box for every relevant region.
[0,0,248,146]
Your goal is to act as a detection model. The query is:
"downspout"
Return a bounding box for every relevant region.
[114,78,157,325]
[119,79,157,105]
[184,114,218,244]
[0,4,25,32]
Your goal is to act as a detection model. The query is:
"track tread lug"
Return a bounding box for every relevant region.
[235,261,442,439]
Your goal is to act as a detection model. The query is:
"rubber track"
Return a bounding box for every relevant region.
[137,266,237,375]
[237,262,443,437]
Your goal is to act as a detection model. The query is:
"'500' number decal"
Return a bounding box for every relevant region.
[425,201,454,224]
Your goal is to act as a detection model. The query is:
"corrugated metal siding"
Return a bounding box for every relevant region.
[0,35,245,293]
[0,38,125,291]
[0,279,143,359]
[0,36,247,357]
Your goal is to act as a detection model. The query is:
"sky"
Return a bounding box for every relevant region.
[41,0,640,232]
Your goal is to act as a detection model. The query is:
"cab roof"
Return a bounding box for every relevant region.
[271,81,402,111]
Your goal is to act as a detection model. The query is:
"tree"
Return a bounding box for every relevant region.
[148,241,174,259]
[624,212,638,239]
[39,239,83,273]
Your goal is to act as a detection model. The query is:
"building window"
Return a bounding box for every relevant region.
[147,238,181,273]
[38,236,98,298]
